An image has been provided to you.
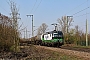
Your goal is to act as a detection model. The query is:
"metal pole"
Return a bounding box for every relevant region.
[26,28,27,39]
[27,15,34,37]
[32,15,34,37]
[86,19,88,46]
[24,31,25,39]
[66,16,73,33]
[86,0,88,46]
[67,17,68,33]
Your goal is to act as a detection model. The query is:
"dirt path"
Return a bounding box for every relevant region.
[35,45,90,60]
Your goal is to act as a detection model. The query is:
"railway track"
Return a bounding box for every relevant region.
[20,41,90,60]
[20,42,90,53]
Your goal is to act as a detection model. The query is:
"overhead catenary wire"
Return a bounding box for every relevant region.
[70,0,90,18]
[0,0,9,14]
[72,6,90,16]
[72,0,90,18]
[62,0,90,35]
[33,0,42,13]
[5,0,11,6]
[5,0,16,8]
[64,0,87,15]
[86,0,88,19]
[73,12,90,18]
[0,6,9,13]
[30,0,37,14]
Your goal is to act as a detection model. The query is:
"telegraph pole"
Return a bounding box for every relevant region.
[86,19,88,46]
[86,0,88,46]
[27,15,34,37]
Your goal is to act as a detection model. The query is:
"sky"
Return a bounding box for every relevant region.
[0,0,90,38]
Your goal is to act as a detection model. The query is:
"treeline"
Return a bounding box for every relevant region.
[64,28,90,46]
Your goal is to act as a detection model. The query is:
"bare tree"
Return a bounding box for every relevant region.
[57,16,67,34]
[57,16,73,34]
[10,1,20,52]
[37,23,48,35]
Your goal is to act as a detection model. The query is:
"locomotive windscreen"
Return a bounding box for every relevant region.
[52,31,63,38]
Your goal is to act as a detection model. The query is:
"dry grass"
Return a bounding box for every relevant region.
[0,45,85,60]
[22,45,84,60]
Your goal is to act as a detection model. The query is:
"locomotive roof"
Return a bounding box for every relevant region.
[45,30,62,34]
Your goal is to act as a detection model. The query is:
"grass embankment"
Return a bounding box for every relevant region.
[64,44,90,48]
[23,45,84,60]
[73,45,90,48]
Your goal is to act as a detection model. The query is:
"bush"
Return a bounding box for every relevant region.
[0,24,20,52]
